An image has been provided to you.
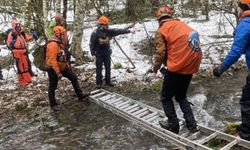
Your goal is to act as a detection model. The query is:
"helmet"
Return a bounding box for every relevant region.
[55,15,65,25]
[239,0,250,9]
[156,6,172,20]
[98,16,109,25]
[53,26,66,36]
[55,16,61,23]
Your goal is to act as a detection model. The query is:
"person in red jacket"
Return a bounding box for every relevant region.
[6,19,38,86]
[153,6,202,134]
[46,26,89,111]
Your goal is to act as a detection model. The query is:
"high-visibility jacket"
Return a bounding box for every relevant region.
[153,19,202,74]
[46,36,68,73]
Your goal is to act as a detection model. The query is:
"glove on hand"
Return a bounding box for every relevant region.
[10,40,16,48]
[213,64,228,77]
[33,32,39,41]
[57,72,63,80]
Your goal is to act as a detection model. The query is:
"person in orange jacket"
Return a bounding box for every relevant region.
[46,26,89,111]
[152,6,202,134]
[6,19,38,86]
[48,15,71,62]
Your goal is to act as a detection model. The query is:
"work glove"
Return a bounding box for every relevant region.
[33,31,39,41]
[10,39,16,48]
[213,64,228,77]
[57,72,63,80]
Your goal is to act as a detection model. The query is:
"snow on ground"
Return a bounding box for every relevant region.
[0,10,240,85]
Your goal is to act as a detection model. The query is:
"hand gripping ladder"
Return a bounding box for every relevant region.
[90,89,250,150]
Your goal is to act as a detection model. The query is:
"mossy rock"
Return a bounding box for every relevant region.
[224,122,241,135]
[14,101,28,111]
[113,63,122,69]
[207,138,222,149]
[150,80,163,91]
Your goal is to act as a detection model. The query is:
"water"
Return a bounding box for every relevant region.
[0,70,248,149]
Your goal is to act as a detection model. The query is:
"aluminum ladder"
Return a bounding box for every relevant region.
[90,89,250,150]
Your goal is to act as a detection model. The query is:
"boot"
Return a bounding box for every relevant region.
[96,84,102,89]
[51,105,60,111]
[0,71,3,80]
[50,103,59,111]
[159,119,179,134]
[78,92,90,101]
[106,82,114,87]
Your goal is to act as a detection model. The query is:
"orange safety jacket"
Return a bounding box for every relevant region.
[154,19,202,74]
[46,36,68,73]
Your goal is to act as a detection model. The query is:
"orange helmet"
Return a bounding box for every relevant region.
[98,16,109,25]
[156,6,172,20]
[240,0,250,9]
[53,26,65,36]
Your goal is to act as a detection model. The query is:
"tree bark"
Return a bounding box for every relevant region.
[71,0,86,65]
[24,0,32,30]
[55,0,61,14]
[126,0,136,21]
[43,0,49,38]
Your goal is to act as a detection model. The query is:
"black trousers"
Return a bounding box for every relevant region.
[161,70,196,132]
[96,54,111,85]
[239,74,250,141]
[47,68,83,107]
[0,64,3,79]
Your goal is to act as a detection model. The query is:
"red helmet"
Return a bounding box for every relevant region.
[240,0,250,9]
[156,6,172,20]
[53,26,65,36]
[98,16,109,25]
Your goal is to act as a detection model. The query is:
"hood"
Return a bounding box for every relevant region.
[240,10,250,20]
[11,20,23,34]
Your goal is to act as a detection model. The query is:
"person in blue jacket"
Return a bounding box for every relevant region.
[213,0,250,141]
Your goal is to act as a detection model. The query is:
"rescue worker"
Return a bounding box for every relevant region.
[6,19,38,86]
[48,15,71,63]
[213,0,250,141]
[153,6,202,134]
[46,26,89,111]
[90,16,131,89]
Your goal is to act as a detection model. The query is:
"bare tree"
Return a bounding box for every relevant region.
[43,0,49,38]
[71,0,86,65]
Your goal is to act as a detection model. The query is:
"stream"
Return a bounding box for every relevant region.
[0,70,248,150]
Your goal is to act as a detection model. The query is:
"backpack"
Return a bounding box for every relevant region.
[32,40,59,71]
[0,28,14,45]
[0,28,26,48]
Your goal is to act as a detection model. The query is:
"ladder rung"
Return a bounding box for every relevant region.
[116,101,130,108]
[105,97,120,104]
[136,110,150,118]
[220,139,238,150]
[147,115,160,123]
[187,131,200,140]
[120,103,131,110]
[114,99,125,106]
[198,132,218,145]
[127,107,141,114]
[142,112,158,120]
[131,107,148,116]
[99,94,115,101]
[110,97,123,104]
[90,89,101,95]
[91,92,106,98]
[123,104,139,111]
